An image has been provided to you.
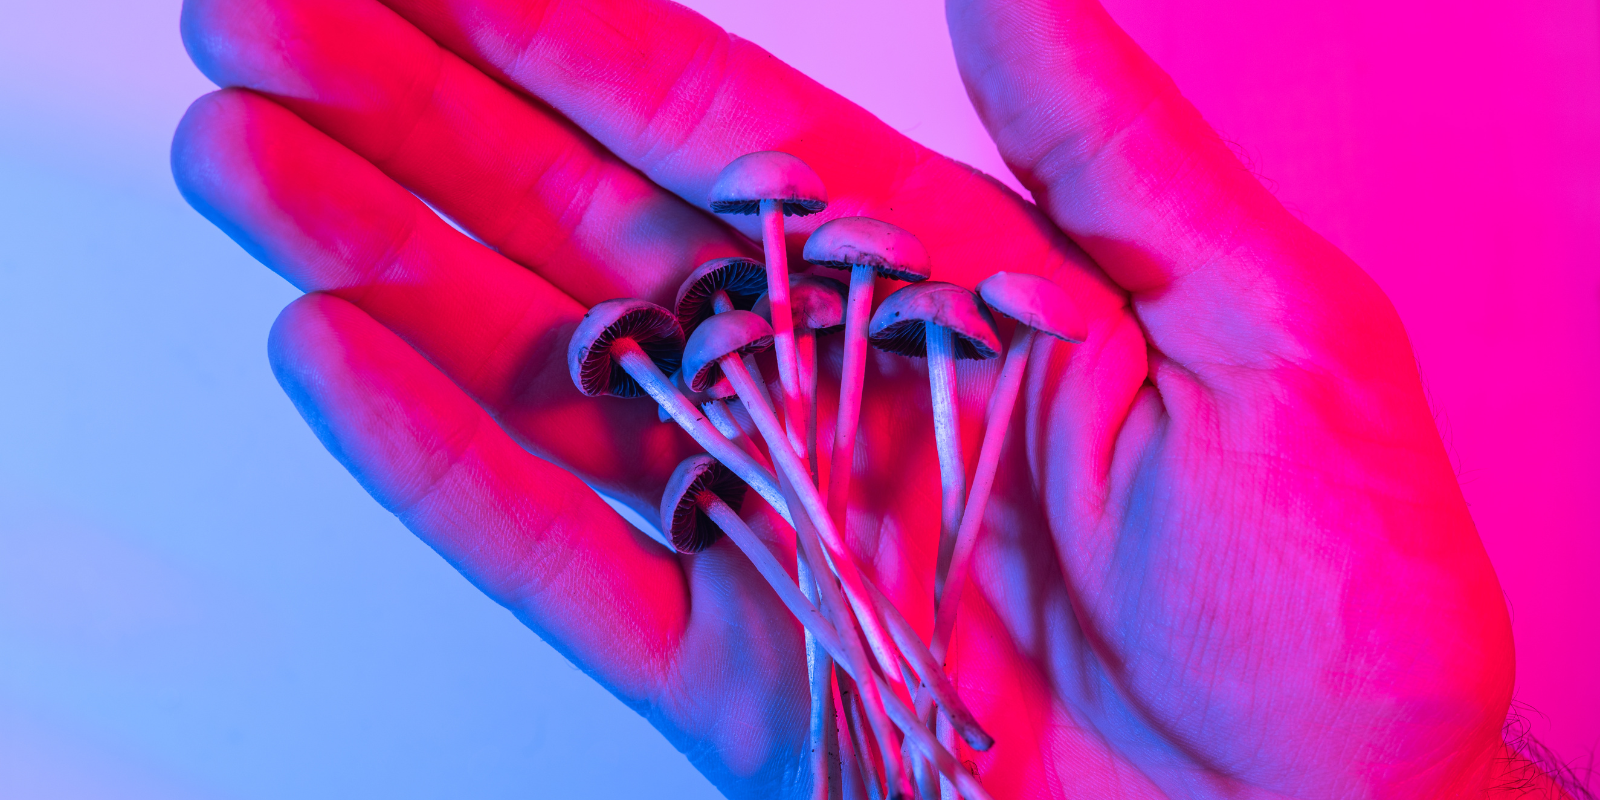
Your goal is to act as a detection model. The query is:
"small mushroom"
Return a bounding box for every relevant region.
[660,454,748,553]
[868,282,1000,606]
[754,274,847,479]
[673,256,769,333]
[929,272,1085,664]
[656,456,990,800]
[566,298,786,515]
[802,216,931,529]
[686,313,992,751]
[710,151,828,462]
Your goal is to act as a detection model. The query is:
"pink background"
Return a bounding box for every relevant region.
[0,0,1593,795]
[685,0,1600,764]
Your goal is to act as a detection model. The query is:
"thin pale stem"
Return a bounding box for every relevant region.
[705,399,767,466]
[911,328,1035,749]
[777,467,911,798]
[839,673,883,800]
[937,716,958,800]
[798,530,832,800]
[798,328,820,484]
[931,327,1034,662]
[701,496,990,799]
[723,356,911,698]
[926,324,966,607]
[863,582,991,750]
[796,327,830,800]
[759,199,807,458]
[613,340,786,516]
[826,263,876,528]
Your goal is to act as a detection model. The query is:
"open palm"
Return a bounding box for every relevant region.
[173,0,1515,796]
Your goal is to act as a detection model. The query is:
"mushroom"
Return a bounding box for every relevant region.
[684,312,993,748]
[658,454,994,800]
[710,151,827,458]
[868,282,1000,605]
[753,273,847,480]
[802,217,931,529]
[929,272,1086,662]
[566,298,786,515]
[673,256,769,331]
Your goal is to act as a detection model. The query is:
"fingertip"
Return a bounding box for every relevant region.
[171,89,278,261]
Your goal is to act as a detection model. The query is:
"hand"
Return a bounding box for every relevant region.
[171,0,1516,796]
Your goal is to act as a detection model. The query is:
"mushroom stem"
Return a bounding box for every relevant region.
[612,340,787,516]
[759,198,808,458]
[778,468,912,798]
[839,674,884,800]
[863,581,993,751]
[836,675,876,800]
[797,327,820,484]
[704,400,766,465]
[720,355,910,694]
[931,326,1034,662]
[925,323,967,606]
[826,262,876,527]
[698,495,995,800]
[727,350,987,750]
[797,540,833,800]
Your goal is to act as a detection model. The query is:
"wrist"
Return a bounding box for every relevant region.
[1485,739,1590,800]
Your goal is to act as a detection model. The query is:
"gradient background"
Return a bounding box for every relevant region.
[1,0,1595,797]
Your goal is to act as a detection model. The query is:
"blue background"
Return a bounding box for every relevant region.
[3,0,1597,795]
[0,1,722,796]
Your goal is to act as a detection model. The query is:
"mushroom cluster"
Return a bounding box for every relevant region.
[566,151,1087,800]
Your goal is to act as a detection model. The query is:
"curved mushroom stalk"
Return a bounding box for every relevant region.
[868,282,1001,605]
[566,298,789,518]
[754,273,847,484]
[930,273,1087,661]
[660,454,996,800]
[803,217,931,530]
[710,151,828,460]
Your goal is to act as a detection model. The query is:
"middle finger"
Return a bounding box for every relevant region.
[173,88,694,512]
[181,0,749,307]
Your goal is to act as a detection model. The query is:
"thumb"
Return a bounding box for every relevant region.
[948,0,1402,377]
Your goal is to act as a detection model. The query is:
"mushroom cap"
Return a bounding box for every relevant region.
[568,298,685,398]
[752,274,847,335]
[868,281,1001,360]
[674,256,769,332]
[659,454,748,553]
[976,272,1089,343]
[682,310,774,392]
[802,217,931,283]
[708,151,828,216]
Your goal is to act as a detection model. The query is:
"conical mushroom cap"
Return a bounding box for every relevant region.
[803,217,931,283]
[976,272,1088,343]
[682,310,774,392]
[674,256,769,332]
[568,298,685,398]
[659,454,747,553]
[753,274,847,335]
[709,151,827,216]
[868,282,1001,360]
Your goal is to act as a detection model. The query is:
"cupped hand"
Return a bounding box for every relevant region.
[172,0,1515,796]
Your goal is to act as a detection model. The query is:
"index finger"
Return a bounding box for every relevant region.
[379,0,1126,317]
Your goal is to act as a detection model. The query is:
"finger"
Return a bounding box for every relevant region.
[375,0,1127,319]
[180,0,747,307]
[173,88,693,511]
[268,291,687,698]
[946,0,1410,371]
[273,293,816,789]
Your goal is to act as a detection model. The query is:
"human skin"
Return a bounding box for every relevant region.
[169,0,1534,797]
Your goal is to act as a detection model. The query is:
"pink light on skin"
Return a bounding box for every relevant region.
[169,0,1569,796]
